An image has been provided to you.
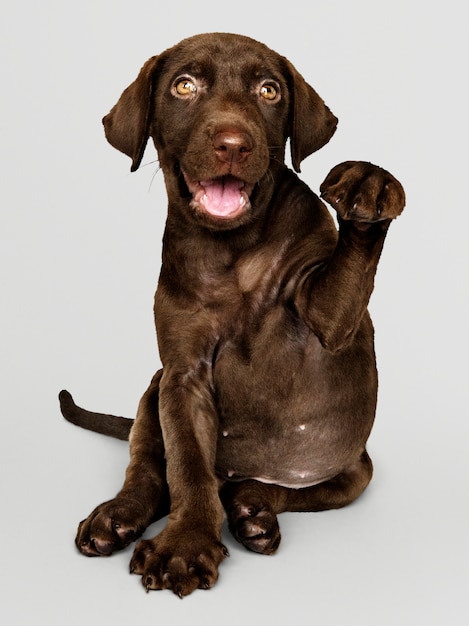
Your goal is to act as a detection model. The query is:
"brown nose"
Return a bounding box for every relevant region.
[213,131,252,164]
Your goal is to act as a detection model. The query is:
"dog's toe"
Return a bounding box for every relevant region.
[228,503,281,555]
[129,530,227,596]
[75,497,149,557]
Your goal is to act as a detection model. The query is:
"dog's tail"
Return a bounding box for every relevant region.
[59,390,133,441]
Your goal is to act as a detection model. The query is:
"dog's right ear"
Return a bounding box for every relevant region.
[102,56,161,172]
[283,59,338,173]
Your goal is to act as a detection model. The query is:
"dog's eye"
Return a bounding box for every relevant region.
[174,78,197,97]
[259,83,279,101]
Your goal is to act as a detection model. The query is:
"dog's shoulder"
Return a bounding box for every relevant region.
[268,168,337,244]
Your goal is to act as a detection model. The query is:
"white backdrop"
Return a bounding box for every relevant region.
[1,1,467,624]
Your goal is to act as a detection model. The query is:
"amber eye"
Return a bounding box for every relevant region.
[260,83,279,101]
[174,78,197,97]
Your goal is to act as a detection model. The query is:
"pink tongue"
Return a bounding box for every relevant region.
[201,177,244,216]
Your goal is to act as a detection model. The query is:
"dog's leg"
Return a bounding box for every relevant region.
[297,161,405,353]
[221,450,373,554]
[127,363,228,597]
[284,449,374,511]
[75,370,169,556]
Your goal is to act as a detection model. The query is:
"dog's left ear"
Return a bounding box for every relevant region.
[102,56,161,172]
[284,59,338,172]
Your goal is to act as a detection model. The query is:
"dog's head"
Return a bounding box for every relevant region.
[103,33,337,228]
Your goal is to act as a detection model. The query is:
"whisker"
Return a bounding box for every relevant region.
[148,165,162,192]
[132,158,160,171]
[133,159,162,192]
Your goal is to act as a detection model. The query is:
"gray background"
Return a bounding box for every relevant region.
[1,1,467,624]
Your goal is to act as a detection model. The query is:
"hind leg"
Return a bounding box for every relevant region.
[76,370,169,556]
[220,450,373,555]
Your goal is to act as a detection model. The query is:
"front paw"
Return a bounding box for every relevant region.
[320,161,405,223]
[129,526,229,597]
[76,497,150,556]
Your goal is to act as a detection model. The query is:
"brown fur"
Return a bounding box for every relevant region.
[60,33,405,597]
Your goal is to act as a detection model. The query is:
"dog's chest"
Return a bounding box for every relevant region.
[235,239,290,296]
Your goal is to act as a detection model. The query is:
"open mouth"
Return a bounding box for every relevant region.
[183,173,253,219]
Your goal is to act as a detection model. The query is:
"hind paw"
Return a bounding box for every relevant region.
[75,497,150,556]
[227,502,281,555]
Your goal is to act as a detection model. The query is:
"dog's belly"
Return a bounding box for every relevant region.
[213,318,377,489]
[215,419,348,488]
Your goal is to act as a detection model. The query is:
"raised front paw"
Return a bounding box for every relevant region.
[76,497,150,557]
[129,525,229,597]
[320,161,405,223]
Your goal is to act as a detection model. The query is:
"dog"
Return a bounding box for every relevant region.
[60,32,405,597]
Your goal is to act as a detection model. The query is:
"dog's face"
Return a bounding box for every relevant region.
[103,33,337,230]
[152,35,290,229]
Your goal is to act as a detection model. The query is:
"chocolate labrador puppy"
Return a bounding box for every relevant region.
[60,32,405,597]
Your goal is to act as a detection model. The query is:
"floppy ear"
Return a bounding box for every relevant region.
[284,59,338,172]
[102,56,161,172]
